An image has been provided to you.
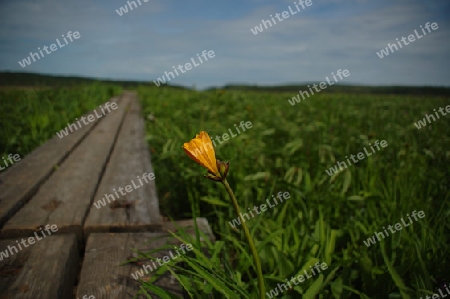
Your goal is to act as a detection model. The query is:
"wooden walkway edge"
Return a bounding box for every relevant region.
[0,91,214,299]
[0,95,120,228]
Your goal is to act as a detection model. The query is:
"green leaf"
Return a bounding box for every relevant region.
[347,195,365,201]
[244,172,269,181]
[303,274,324,299]
[181,256,240,298]
[138,283,181,299]
[341,169,351,195]
[200,196,229,207]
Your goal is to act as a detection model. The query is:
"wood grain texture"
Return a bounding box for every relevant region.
[77,218,214,298]
[0,234,78,299]
[75,232,183,299]
[83,95,162,237]
[1,95,131,244]
[0,96,121,229]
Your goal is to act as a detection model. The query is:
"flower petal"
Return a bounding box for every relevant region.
[183,131,219,176]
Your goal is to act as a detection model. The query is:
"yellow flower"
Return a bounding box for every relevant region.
[183,131,229,181]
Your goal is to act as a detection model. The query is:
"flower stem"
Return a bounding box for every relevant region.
[221,179,265,299]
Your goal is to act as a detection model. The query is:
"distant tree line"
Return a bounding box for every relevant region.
[1,71,449,95]
[214,84,450,95]
[0,71,185,89]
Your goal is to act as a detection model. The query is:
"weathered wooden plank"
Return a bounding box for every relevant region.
[0,95,121,229]
[1,95,131,243]
[0,234,78,298]
[77,218,214,299]
[75,232,182,299]
[83,95,162,237]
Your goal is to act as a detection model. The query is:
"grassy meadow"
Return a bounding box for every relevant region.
[137,87,449,298]
[0,82,449,298]
[0,84,122,168]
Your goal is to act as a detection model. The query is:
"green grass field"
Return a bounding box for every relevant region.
[137,87,449,298]
[1,84,448,298]
[0,84,122,169]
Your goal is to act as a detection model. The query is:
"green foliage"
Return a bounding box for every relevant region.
[215,84,450,96]
[0,71,189,89]
[137,87,450,298]
[0,84,122,169]
[3,83,447,297]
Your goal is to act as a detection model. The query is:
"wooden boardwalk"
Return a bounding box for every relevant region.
[0,92,213,298]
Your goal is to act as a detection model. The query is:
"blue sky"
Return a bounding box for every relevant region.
[0,0,449,89]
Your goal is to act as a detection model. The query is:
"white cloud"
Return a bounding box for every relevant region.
[0,0,449,88]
